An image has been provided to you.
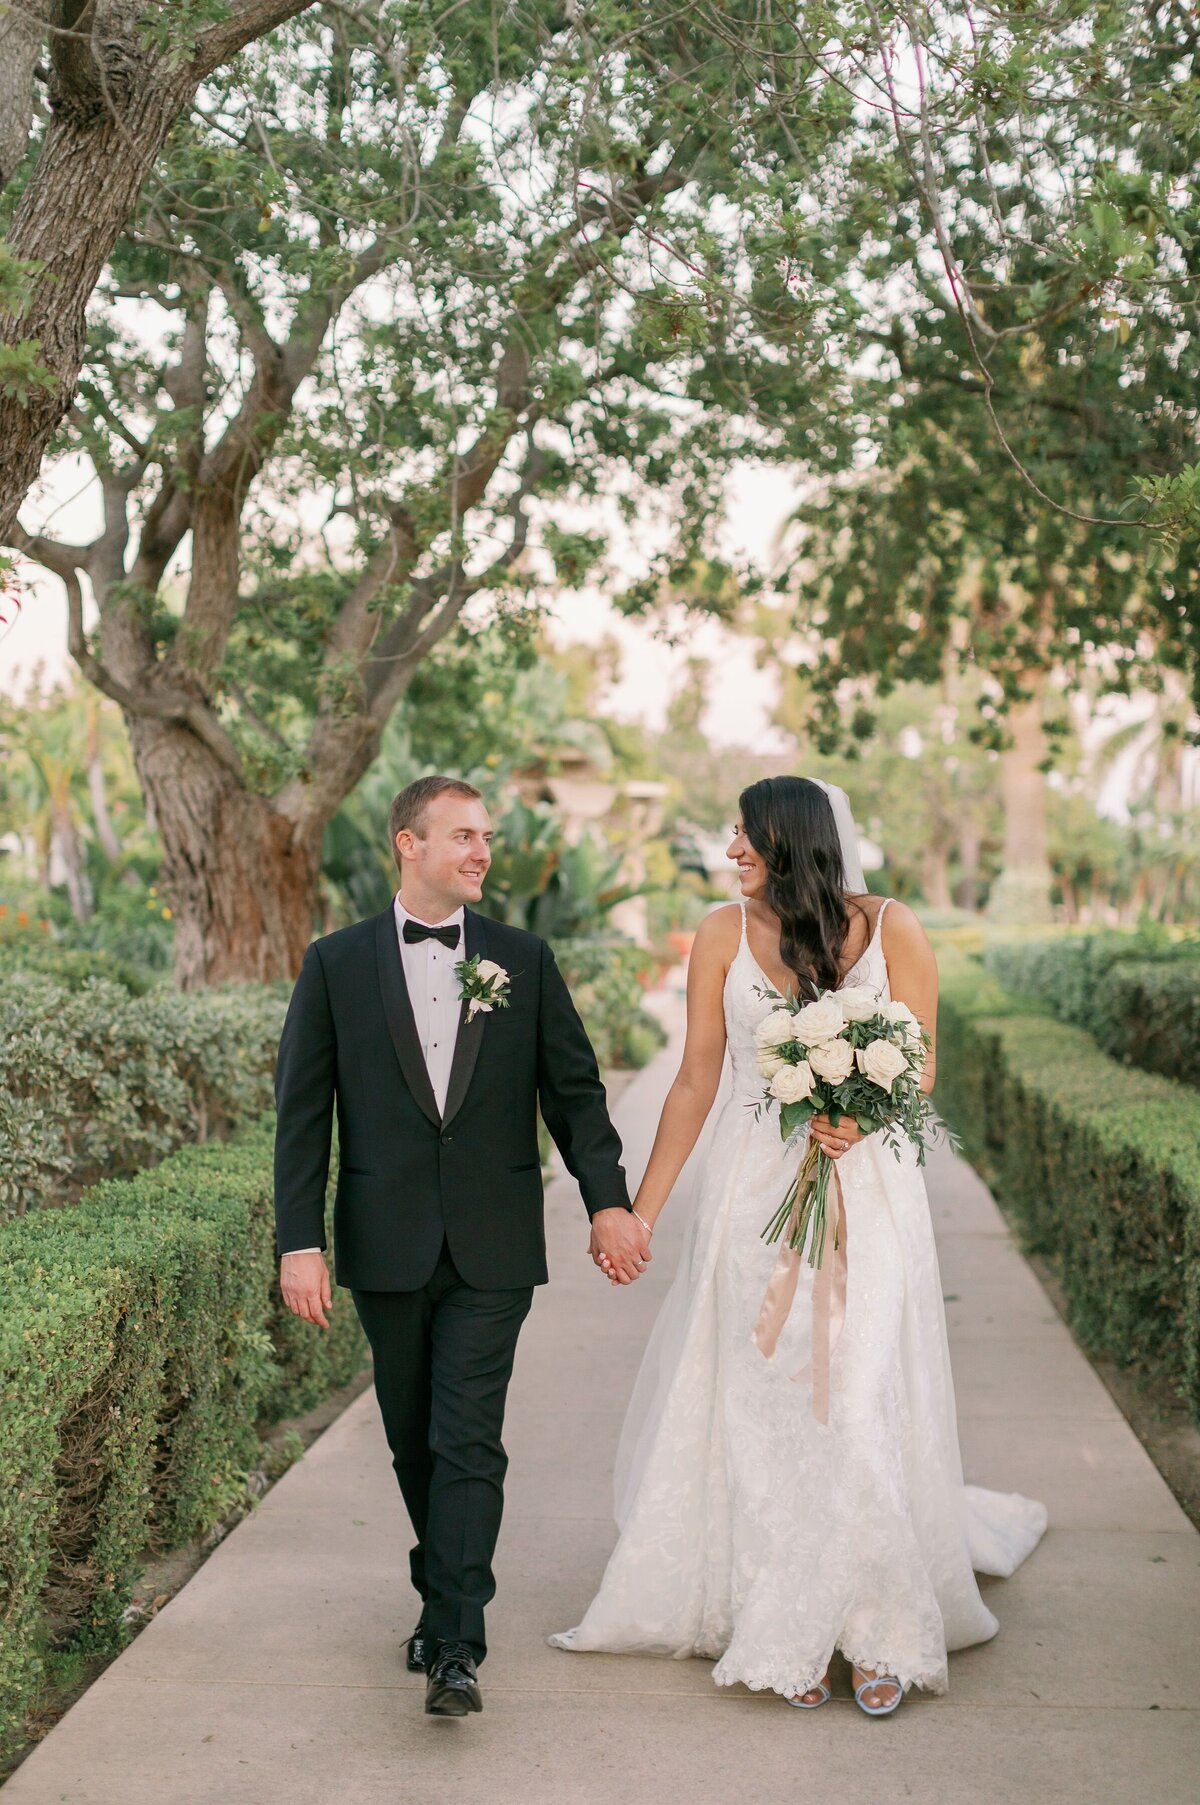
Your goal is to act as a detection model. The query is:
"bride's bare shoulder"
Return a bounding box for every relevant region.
[879,898,930,941]
[690,903,743,970]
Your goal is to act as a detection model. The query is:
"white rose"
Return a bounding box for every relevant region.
[758,1051,788,1080]
[837,984,882,1023]
[475,959,508,985]
[755,1008,799,1051]
[856,1037,911,1093]
[792,994,845,1043]
[769,1060,815,1104]
[884,1000,924,1047]
[807,1036,855,1083]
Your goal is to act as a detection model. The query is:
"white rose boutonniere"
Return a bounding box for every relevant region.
[456,954,511,1022]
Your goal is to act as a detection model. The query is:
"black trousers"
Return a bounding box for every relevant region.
[351,1239,533,1666]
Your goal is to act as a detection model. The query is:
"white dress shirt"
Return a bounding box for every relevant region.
[285,896,465,1257]
[392,893,465,1115]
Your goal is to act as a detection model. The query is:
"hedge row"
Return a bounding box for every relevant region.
[0,972,285,1219]
[0,938,152,994]
[0,1114,367,1758]
[984,930,1200,1090]
[935,951,1200,1424]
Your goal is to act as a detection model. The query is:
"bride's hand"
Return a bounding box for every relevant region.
[810,1113,866,1159]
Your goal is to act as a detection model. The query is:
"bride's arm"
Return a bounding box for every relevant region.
[630,907,734,1230]
[880,901,939,1094]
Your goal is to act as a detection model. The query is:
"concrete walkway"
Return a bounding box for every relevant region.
[7,994,1199,1804]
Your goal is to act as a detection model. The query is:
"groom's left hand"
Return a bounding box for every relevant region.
[589,1208,652,1286]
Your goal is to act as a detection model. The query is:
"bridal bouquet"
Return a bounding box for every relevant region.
[754,984,935,1268]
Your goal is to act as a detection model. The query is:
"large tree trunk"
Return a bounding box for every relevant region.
[986,672,1055,926]
[0,1,49,184]
[129,719,321,987]
[0,1,312,542]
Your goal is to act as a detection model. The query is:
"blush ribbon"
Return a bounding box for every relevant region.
[751,1158,848,1425]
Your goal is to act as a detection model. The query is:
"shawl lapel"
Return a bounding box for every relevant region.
[441,907,489,1130]
[374,907,441,1128]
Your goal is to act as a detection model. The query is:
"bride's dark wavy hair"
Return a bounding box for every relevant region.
[738,776,851,996]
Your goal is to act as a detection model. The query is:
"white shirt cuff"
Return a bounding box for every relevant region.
[283,1248,322,1256]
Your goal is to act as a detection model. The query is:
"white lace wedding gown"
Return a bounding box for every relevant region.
[551,899,1046,1698]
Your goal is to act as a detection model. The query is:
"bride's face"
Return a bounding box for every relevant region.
[727,818,767,898]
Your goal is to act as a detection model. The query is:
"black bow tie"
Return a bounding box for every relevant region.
[403,918,461,950]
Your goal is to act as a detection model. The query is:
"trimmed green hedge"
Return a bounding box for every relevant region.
[0,1115,367,1757]
[555,938,667,1070]
[0,939,151,994]
[984,931,1200,1090]
[0,973,285,1219]
[936,951,1200,1426]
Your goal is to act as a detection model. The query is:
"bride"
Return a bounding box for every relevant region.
[552,776,1046,1714]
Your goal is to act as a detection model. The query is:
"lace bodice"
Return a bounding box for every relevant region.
[725,899,892,1103]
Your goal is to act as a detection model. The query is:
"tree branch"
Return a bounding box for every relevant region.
[192,0,316,78]
[364,439,544,720]
[10,522,93,580]
[71,385,149,462]
[13,519,246,780]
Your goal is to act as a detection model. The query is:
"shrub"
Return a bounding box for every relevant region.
[0,1115,367,1757]
[0,973,285,1218]
[936,951,1200,1427]
[554,938,667,1070]
[0,939,150,994]
[0,882,175,979]
[1093,961,1200,1090]
[984,930,1200,1088]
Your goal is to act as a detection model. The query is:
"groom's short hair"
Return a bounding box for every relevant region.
[389,775,484,863]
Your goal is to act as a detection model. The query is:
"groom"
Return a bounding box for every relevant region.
[274,775,650,1717]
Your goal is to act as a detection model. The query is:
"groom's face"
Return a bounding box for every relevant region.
[403,794,494,907]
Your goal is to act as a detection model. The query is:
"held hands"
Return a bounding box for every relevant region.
[589,1207,652,1286]
[810,1113,868,1161]
[280,1250,333,1328]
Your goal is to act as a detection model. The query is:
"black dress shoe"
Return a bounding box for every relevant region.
[425,1642,483,1716]
[405,1626,428,1674]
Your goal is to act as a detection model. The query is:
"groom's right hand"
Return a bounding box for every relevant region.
[280,1251,333,1329]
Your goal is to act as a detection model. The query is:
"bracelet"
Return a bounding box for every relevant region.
[631,1207,654,1236]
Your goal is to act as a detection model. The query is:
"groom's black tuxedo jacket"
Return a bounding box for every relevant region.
[273,906,631,1291]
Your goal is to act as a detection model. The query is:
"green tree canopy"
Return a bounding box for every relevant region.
[11,2,1199,979]
[13,1,854,980]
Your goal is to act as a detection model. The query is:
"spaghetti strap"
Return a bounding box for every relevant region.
[736,898,748,945]
[871,897,892,944]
